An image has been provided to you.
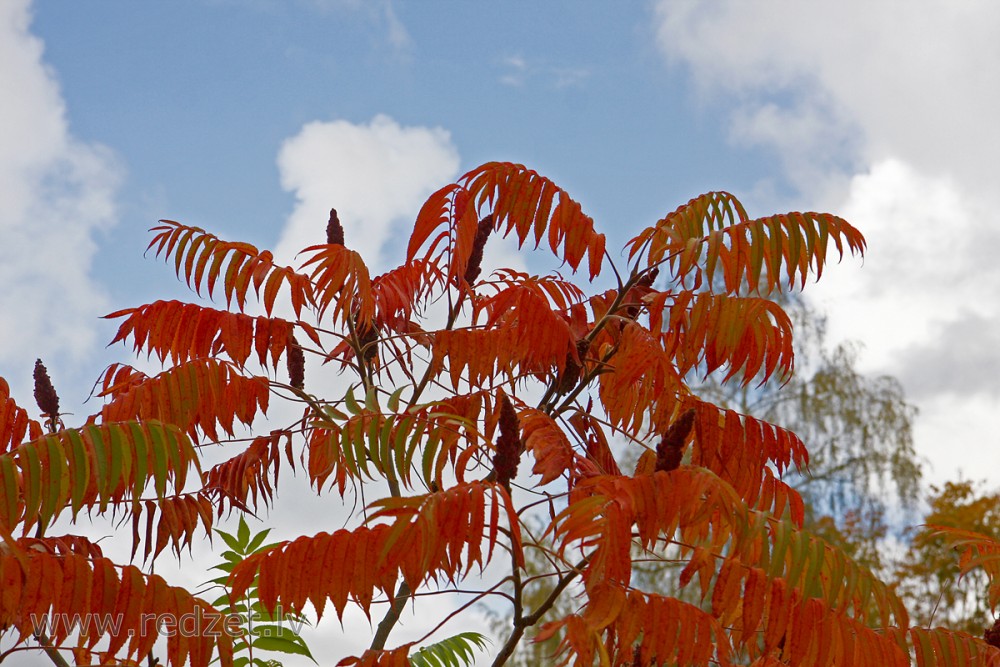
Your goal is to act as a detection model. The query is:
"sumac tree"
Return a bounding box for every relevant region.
[1,162,997,665]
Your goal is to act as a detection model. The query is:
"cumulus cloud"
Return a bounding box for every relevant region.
[654,1,1000,481]
[0,0,121,396]
[219,115,524,664]
[894,311,1000,400]
[274,114,459,270]
[806,159,991,360]
[654,2,1000,185]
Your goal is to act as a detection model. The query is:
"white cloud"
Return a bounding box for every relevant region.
[503,55,527,70]
[262,115,541,663]
[274,114,459,271]
[895,311,1000,400]
[654,1,1000,188]
[254,110,463,612]
[498,54,589,90]
[0,0,121,394]
[654,1,1000,484]
[381,0,411,51]
[807,159,991,360]
[300,0,412,52]
[499,54,528,86]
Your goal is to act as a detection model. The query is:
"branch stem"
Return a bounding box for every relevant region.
[490,556,588,667]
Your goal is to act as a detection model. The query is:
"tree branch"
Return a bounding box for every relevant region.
[490,556,588,667]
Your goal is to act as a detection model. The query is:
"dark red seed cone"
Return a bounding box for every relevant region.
[625,268,661,319]
[636,267,659,289]
[286,336,305,389]
[986,618,1000,648]
[655,408,695,473]
[493,393,521,491]
[464,215,493,285]
[357,324,379,363]
[556,352,582,395]
[556,339,589,395]
[327,208,345,246]
[33,359,60,419]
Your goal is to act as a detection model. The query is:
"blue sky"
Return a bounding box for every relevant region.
[10,0,788,397]
[6,1,809,428]
[5,0,1000,663]
[33,0,766,266]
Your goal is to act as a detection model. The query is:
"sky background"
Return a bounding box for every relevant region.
[3,0,1000,664]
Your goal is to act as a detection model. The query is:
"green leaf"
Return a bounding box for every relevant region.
[203,519,314,666]
[343,386,362,416]
[421,429,440,488]
[321,404,348,422]
[364,385,380,413]
[67,429,89,517]
[367,415,384,473]
[0,455,20,526]
[129,422,149,500]
[387,385,406,413]
[237,515,251,547]
[246,527,272,554]
[41,437,65,527]
[146,421,170,498]
[87,425,110,509]
[107,424,125,499]
[217,529,242,553]
[410,632,490,667]
[21,442,42,529]
[250,624,305,641]
[251,635,315,662]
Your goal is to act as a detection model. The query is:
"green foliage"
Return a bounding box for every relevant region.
[409,632,490,667]
[808,506,888,575]
[205,516,315,667]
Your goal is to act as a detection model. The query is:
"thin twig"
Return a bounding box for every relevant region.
[490,556,589,667]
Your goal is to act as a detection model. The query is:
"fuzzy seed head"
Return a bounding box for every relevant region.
[556,341,588,396]
[625,268,661,319]
[493,393,521,491]
[357,324,379,364]
[33,359,60,418]
[464,215,493,285]
[326,208,345,246]
[986,619,1000,648]
[286,336,305,390]
[636,267,660,290]
[655,408,695,473]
